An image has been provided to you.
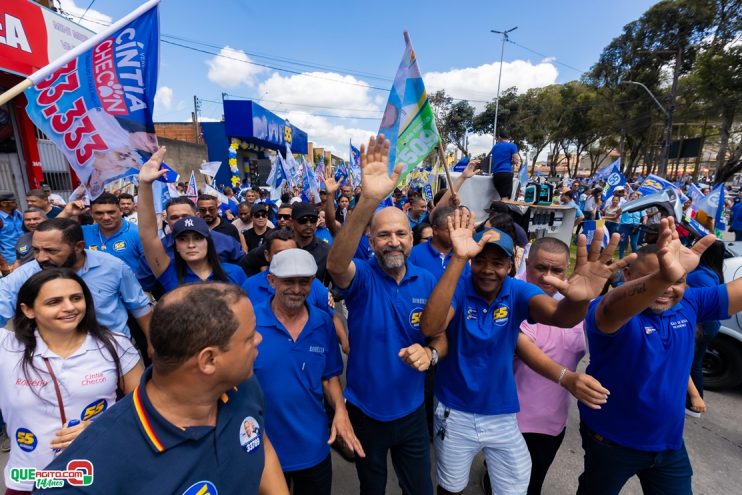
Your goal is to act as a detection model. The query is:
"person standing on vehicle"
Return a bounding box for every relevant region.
[490,130,520,201]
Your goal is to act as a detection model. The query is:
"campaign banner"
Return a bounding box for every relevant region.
[378,32,440,183]
[600,161,626,200]
[637,174,689,202]
[24,1,161,199]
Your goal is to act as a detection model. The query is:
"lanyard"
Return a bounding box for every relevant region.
[42,357,67,425]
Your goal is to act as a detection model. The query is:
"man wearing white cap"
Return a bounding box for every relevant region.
[252,248,364,494]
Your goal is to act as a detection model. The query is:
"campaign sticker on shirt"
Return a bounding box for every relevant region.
[182,481,218,495]
[16,428,37,452]
[492,305,509,326]
[89,246,99,251]
[80,398,108,421]
[408,307,423,328]
[18,244,29,254]
[466,307,478,320]
[239,416,261,453]
[113,241,126,252]
[644,326,657,335]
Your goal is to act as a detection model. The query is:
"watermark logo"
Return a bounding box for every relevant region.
[10,460,94,489]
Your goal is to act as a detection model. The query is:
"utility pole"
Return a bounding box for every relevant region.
[193,95,201,144]
[490,27,518,150]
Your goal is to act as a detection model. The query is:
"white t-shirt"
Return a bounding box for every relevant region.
[0,329,140,490]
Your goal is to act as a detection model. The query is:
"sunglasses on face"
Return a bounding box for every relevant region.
[277,214,292,221]
[296,216,318,225]
[253,212,268,219]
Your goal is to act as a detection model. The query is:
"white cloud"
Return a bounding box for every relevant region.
[257,72,382,118]
[466,134,495,157]
[206,46,266,88]
[154,86,173,111]
[424,60,559,110]
[282,111,375,160]
[58,0,112,33]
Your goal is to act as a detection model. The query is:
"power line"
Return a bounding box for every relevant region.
[506,39,587,74]
[78,0,97,23]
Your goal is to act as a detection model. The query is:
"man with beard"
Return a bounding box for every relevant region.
[420,210,627,495]
[327,135,447,495]
[0,218,151,338]
[197,194,241,242]
[276,204,294,230]
[119,192,138,224]
[576,218,738,495]
[12,207,47,268]
[253,249,363,494]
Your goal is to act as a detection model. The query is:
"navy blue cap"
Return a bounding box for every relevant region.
[172,216,211,238]
[473,228,514,258]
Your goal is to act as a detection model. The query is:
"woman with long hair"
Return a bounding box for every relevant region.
[0,269,143,494]
[136,147,247,292]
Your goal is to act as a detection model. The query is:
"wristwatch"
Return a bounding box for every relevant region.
[428,346,439,366]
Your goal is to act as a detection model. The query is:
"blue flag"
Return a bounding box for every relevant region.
[600,162,627,200]
[349,141,361,188]
[638,174,689,202]
[452,156,470,172]
[335,161,348,184]
[593,160,619,182]
[301,157,321,203]
[24,0,161,199]
[687,183,705,205]
[518,161,529,191]
[694,183,726,236]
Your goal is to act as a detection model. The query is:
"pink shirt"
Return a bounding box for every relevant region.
[513,274,586,435]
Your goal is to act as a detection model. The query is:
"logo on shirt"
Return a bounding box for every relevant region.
[16,428,37,452]
[493,305,509,326]
[466,307,478,320]
[89,246,99,251]
[239,416,261,453]
[182,481,218,495]
[309,346,325,354]
[670,318,689,331]
[644,326,657,335]
[18,244,29,254]
[80,399,108,421]
[10,459,94,489]
[409,307,423,328]
[113,241,126,252]
[81,372,106,386]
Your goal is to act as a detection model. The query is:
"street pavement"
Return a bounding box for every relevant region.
[1,363,741,493]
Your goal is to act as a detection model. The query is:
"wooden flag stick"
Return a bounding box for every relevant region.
[436,142,456,201]
[0,79,32,106]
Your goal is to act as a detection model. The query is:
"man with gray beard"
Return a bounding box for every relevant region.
[327,134,447,495]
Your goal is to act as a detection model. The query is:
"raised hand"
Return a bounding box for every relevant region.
[138,147,168,184]
[448,209,490,260]
[461,159,481,179]
[359,134,404,202]
[656,216,715,282]
[61,200,87,217]
[545,228,635,303]
[322,164,340,195]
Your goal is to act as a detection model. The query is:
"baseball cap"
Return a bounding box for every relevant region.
[614,186,625,192]
[0,191,17,202]
[291,201,318,220]
[269,248,317,278]
[251,202,270,214]
[473,228,514,258]
[172,216,211,238]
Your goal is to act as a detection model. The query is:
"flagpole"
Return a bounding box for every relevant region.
[436,143,456,201]
[0,0,160,106]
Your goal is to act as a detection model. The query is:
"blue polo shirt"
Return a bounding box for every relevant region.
[253,301,343,471]
[43,368,266,494]
[157,261,247,293]
[436,275,543,415]
[491,141,518,173]
[315,226,333,245]
[353,234,374,261]
[408,241,471,280]
[407,211,429,230]
[82,220,153,287]
[730,202,742,231]
[242,270,333,317]
[0,209,23,264]
[338,258,437,421]
[162,230,245,264]
[580,286,730,451]
[0,249,150,337]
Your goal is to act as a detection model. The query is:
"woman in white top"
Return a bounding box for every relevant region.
[0,269,143,493]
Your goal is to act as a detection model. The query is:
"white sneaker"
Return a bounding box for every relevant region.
[685,408,702,418]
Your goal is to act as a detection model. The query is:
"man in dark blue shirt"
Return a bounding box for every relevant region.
[577,218,741,495]
[40,282,287,494]
[327,135,448,495]
[409,206,470,280]
[490,129,520,200]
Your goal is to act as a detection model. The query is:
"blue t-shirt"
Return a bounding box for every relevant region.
[687,266,722,332]
[315,227,333,245]
[730,202,742,231]
[338,258,436,421]
[408,241,471,280]
[580,286,730,451]
[436,275,543,415]
[491,141,518,173]
[563,200,584,219]
[44,368,266,494]
[619,209,643,225]
[407,211,429,230]
[253,302,343,471]
[242,270,333,317]
[0,209,23,264]
[157,261,247,293]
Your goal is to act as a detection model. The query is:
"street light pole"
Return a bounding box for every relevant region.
[490,27,518,150]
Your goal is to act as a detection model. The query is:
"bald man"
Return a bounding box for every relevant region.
[327,135,447,495]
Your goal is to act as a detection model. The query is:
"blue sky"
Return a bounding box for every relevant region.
[59,0,659,157]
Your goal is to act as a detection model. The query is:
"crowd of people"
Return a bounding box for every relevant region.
[0,133,738,495]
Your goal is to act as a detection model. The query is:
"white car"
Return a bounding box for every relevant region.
[621,189,742,389]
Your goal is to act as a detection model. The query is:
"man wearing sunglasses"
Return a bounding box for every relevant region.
[292,202,330,285]
[197,194,241,243]
[276,205,294,230]
[245,203,273,251]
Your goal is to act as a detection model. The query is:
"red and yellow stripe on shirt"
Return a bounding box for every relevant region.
[133,386,165,452]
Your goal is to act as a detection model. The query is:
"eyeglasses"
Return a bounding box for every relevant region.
[296,216,318,225]
[277,214,292,220]
[253,212,268,219]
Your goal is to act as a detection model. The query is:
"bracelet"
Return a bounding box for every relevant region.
[557,367,568,385]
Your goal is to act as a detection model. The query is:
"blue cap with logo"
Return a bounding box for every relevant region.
[473,228,514,258]
[172,216,211,238]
